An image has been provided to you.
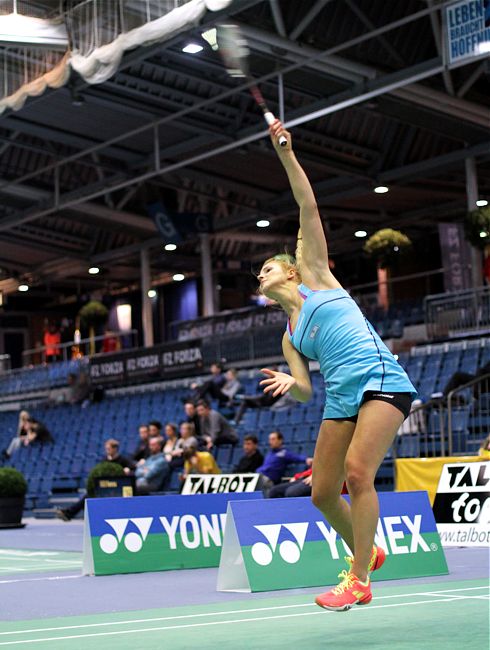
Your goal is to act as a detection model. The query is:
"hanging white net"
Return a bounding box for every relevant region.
[0,0,232,114]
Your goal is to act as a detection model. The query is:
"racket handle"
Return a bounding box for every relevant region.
[264,111,288,147]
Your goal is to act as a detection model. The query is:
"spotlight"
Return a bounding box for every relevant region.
[164,243,177,251]
[88,267,100,274]
[173,273,185,282]
[476,199,488,207]
[355,230,367,238]
[148,289,157,298]
[256,220,270,228]
[374,186,389,194]
[18,284,29,292]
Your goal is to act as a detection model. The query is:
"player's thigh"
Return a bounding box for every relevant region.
[348,399,404,478]
[312,418,355,499]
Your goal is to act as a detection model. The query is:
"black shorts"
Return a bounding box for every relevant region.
[326,391,413,423]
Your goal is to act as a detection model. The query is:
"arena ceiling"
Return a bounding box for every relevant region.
[0,0,489,303]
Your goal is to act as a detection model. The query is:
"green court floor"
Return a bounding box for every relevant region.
[0,579,487,650]
[0,549,81,575]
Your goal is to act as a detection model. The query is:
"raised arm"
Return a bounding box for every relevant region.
[270,120,340,289]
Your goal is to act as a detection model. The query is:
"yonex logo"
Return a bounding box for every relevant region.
[99,517,153,554]
[251,522,308,566]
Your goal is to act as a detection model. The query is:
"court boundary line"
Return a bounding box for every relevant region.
[0,598,483,646]
[0,586,487,645]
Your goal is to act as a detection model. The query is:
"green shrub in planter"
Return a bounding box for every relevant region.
[0,467,27,498]
[464,207,490,249]
[0,468,27,527]
[363,228,412,268]
[86,462,125,498]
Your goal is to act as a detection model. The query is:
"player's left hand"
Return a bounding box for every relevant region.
[260,368,296,397]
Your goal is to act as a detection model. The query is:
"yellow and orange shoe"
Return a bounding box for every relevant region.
[345,544,386,574]
[315,570,372,612]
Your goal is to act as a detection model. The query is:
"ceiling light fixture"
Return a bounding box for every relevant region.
[374,186,389,194]
[173,273,185,282]
[354,230,367,238]
[476,199,488,207]
[164,243,177,251]
[479,231,488,238]
[88,266,100,274]
[18,284,29,292]
[148,289,157,298]
[182,43,203,54]
[256,219,270,228]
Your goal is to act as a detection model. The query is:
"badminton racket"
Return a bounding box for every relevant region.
[210,23,287,147]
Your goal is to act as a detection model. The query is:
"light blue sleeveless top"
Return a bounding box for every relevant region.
[287,284,417,418]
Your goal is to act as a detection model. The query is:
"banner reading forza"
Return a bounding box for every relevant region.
[89,339,203,385]
[218,491,447,592]
[82,492,262,576]
[433,461,490,547]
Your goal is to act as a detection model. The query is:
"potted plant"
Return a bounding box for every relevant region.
[464,206,490,249]
[86,461,125,498]
[78,300,109,356]
[364,228,411,311]
[0,467,27,528]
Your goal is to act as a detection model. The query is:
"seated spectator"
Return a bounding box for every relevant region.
[4,416,54,458]
[182,446,221,479]
[171,422,200,462]
[163,422,179,460]
[268,469,312,498]
[24,418,54,448]
[135,436,169,494]
[3,410,31,459]
[190,362,226,402]
[479,434,490,459]
[131,424,151,462]
[196,399,239,449]
[56,439,135,521]
[216,368,243,417]
[69,371,91,406]
[235,369,282,423]
[256,431,312,493]
[183,401,202,438]
[232,435,264,473]
[148,420,163,438]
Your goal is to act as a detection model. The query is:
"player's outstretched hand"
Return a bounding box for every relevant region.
[260,367,296,397]
[269,119,291,153]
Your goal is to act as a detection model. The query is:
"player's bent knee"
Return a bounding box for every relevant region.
[344,464,374,495]
[311,486,342,511]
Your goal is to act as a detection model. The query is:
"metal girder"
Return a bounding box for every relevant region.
[344,0,405,66]
[426,0,455,96]
[268,0,286,37]
[289,0,336,41]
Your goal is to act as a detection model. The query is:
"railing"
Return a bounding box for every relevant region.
[0,354,11,373]
[393,373,489,458]
[21,330,139,367]
[425,286,490,340]
[447,373,490,456]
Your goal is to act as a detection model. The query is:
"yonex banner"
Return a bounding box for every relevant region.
[217,491,447,592]
[181,473,260,495]
[433,461,490,547]
[83,492,262,576]
[445,0,490,66]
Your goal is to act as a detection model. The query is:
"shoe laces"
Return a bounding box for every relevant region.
[332,570,356,595]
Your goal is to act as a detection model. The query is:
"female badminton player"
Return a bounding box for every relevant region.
[258,120,417,611]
